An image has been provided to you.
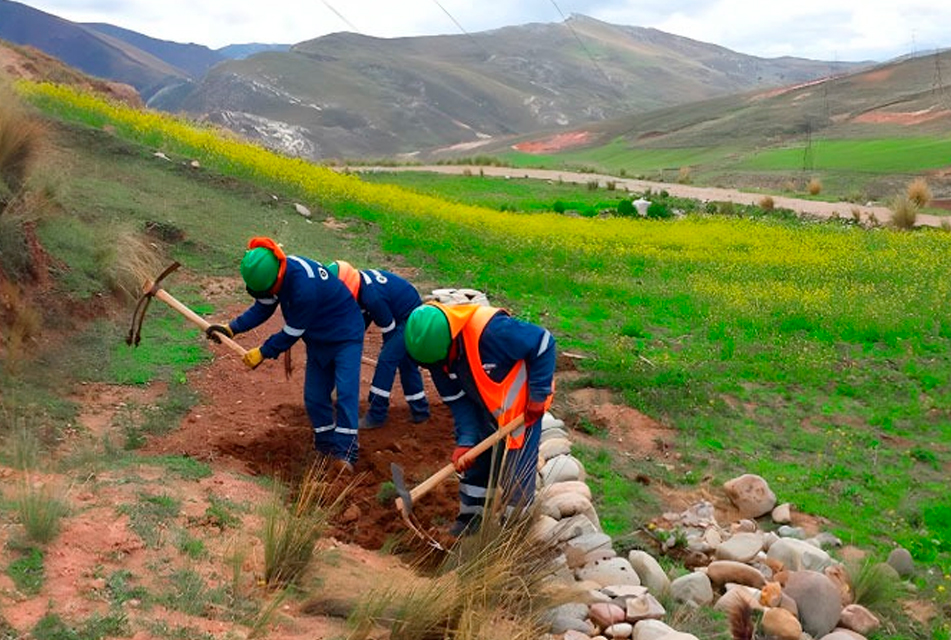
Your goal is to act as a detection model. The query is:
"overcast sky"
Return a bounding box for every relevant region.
[16,0,950,62]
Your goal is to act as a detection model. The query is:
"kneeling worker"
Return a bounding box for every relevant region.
[404,301,555,536]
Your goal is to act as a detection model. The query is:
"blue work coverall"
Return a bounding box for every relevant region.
[425,314,556,531]
[357,269,430,425]
[229,256,365,464]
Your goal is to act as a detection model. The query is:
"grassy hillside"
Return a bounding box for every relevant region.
[469,50,951,202]
[3,83,951,639]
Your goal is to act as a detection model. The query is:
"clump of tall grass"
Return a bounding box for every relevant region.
[0,85,46,216]
[758,195,775,211]
[807,177,823,196]
[906,178,932,208]
[348,509,571,640]
[848,558,906,611]
[16,480,67,544]
[889,195,918,230]
[261,461,354,588]
[96,228,166,300]
[677,166,692,184]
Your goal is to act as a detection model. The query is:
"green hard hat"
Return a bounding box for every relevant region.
[405,305,451,364]
[240,247,280,293]
[326,261,339,278]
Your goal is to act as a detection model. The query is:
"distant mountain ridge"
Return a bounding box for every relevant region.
[163,16,866,159]
[0,1,870,160]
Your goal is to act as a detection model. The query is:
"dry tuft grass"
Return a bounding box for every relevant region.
[677,166,692,184]
[0,88,46,213]
[16,480,68,544]
[807,177,823,196]
[97,228,167,300]
[906,178,932,208]
[348,508,571,640]
[261,461,354,588]
[758,195,775,211]
[889,195,919,230]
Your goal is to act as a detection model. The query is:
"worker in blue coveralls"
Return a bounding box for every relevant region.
[404,301,555,537]
[326,260,430,429]
[205,237,365,473]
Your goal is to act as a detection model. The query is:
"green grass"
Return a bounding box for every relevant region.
[736,137,951,173]
[15,482,67,544]
[118,492,181,548]
[6,546,45,595]
[31,612,130,640]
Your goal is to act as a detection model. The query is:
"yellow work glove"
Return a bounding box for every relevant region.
[205,323,234,344]
[243,347,264,369]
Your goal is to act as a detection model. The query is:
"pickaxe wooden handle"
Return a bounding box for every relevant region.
[393,414,526,519]
[152,287,248,357]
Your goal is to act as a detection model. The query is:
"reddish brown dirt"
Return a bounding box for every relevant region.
[512,131,593,154]
[143,305,460,551]
[853,108,951,125]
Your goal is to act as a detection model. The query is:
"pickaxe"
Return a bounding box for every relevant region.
[126,262,248,357]
[391,414,526,547]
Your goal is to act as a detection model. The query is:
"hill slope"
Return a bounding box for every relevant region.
[163,15,865,160]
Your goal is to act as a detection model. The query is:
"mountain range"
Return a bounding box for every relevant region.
[0,0,868,160]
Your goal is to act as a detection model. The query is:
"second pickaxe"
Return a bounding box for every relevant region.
[391,414,526,544]
[127,262,248,357]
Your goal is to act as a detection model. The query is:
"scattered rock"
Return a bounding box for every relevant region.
[723,474,777,518]
[886,547,914,577]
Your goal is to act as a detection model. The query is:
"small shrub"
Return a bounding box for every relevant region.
[941,218,951,232]
[677,166,692,184]
[586,180,599,191]
[0,89,46,214]
[552,200,565,214]
[851,206,862,223]
[646,201,672,219]
[618,168,627,177]
[616,199,635,216]
[890,195,918,230]
[849,559,905,609]
[462,168,472,177]
[605,180,616,191]
[808,177,823,195]
[759,195,775,211]
[906,177,932,207]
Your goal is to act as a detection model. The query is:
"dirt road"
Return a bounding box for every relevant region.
[352,165,947,228]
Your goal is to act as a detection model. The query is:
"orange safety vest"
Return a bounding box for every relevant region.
[334,260,361,299]
[247,237,287,295]
[431,302,553,449]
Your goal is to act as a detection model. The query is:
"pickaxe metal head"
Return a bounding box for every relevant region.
[390,462,445,550]
[126,261,181,347]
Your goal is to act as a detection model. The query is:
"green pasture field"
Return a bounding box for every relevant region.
[14,84,951,639]
[358,170,632,213]
[736,137,951,173]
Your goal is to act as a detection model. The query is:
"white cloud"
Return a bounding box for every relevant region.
[15,0,951,60]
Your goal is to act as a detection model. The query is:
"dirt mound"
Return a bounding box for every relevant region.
[143,308,459,551]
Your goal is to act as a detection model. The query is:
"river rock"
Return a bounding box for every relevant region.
[578,557,642,588]
[589,602,626,628]
[716,532,764,562]
[604,623,633,638]
[705,560,766,588]
[628,550,670,596]
[723,474,776,518]
[762,607,802,640]
[540,437,573,461]
[767,537,833,572]
[784,570,843,638]
[771,503,793,524]
[886,547,914,577]
[839,604,880,635]
[630,620,676,640]
[625,593,665,622]
[542,454,586,485]
[669,572,713,606]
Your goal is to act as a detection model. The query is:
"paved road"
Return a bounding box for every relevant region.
[351,165,946,229]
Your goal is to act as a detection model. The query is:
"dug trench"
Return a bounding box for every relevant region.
[143,300,472,552]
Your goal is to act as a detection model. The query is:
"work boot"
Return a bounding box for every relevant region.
[358,416,386,430]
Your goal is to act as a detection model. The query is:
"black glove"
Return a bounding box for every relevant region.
[205,323,234,344]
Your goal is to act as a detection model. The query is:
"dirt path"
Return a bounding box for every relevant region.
[351,165,948,228]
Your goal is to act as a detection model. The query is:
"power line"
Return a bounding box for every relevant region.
[320,0,360,33]
[547,0,621,98]
[430,0,490,57]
